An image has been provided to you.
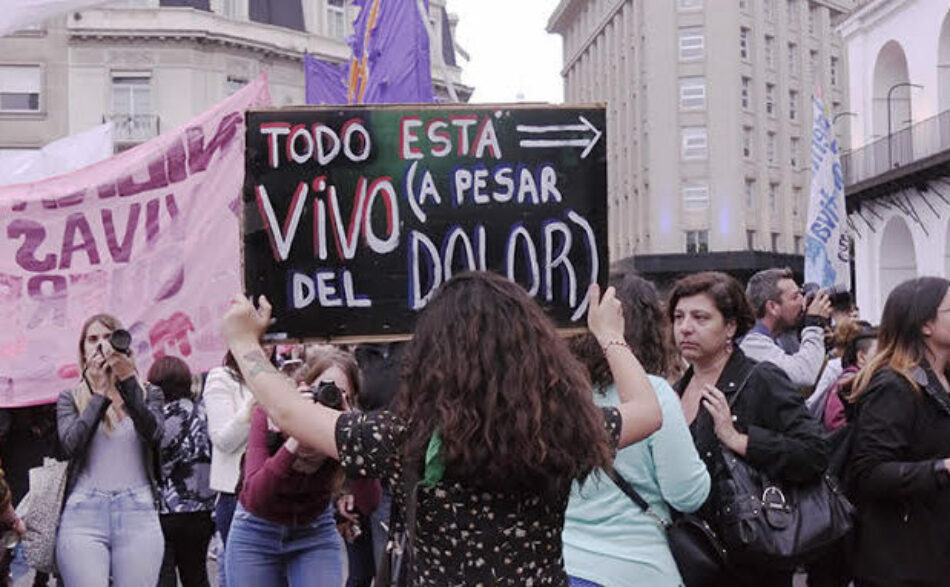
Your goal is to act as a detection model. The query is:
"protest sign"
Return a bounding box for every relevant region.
[243,104,608,341]
[0,76,270,407]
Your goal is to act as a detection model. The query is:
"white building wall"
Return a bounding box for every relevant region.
[840,0,950,320]
[840,0,948,148]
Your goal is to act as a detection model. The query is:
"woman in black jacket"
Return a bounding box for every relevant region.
[846,276,950,587]
[668,272,829,587]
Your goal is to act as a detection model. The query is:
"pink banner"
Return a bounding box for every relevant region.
[0,76,271,407]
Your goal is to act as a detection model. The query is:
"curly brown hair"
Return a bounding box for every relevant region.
[395,271,613,498]
[571,273,682,387]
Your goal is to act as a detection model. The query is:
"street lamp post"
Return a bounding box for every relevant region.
[887,82,923,168]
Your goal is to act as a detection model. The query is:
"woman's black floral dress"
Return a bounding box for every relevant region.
[335,408,622,586]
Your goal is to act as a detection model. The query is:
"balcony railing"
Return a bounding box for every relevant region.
[107,114,160,143]
[842,109,950,187]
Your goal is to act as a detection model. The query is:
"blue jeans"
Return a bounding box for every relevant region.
[569,577,603,587]
[225,503,344,587]
[55,485,164,587]
[215,492,238,587]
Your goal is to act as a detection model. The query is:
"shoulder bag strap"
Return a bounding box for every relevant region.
[607,469,671,528]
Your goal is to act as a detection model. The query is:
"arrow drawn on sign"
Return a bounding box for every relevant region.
[516,115,603,159]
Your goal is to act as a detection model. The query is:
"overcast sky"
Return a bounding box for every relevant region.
[445,0,564,104]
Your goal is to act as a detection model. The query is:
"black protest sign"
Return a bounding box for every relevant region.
[243,104,607,341]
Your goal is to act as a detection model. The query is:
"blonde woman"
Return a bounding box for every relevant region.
[55,313,165,586]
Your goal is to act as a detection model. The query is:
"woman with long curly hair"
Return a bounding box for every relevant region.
[564,273,709,587]
[221,271,662,585]
[845,277,950,587]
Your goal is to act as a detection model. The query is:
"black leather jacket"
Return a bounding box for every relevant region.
[674,349,829,490]
[57,376,165,505]
[848,365,950,586]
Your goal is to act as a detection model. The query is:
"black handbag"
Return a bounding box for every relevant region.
[714,366,855,571]
[609,470,727,587]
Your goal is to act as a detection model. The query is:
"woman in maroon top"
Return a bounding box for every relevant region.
[225,348,359,587]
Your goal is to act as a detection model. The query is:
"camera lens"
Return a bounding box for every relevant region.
[109,329,132,354]
[313,381,345,411]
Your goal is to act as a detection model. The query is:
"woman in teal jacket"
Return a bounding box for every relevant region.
[565,274,711,587]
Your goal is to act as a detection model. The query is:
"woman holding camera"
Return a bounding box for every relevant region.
[221,272,662,585]
[224,348,356,586]
[56,314,165,586]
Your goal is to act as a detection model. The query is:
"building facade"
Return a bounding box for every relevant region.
[840,0,950,319]
[0,0,468,156]
[548,0,853,285]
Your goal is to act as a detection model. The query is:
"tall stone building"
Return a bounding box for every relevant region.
[548,0,853,285]
[0,0,469,156]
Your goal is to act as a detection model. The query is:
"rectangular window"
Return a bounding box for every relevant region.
[682,127,708,160]
[766,83,775,116]
[678,0,703,11]
[740,26,751,60]
[771,232,780,252]
[220,0,238,18]
[808,6,817,34]
[767,132,777,164]
[743,126,753,158]
[764,0,774,20]
[788,42,797,75]
[790,136,800,167]
[327,0,347,39]
[747,229,756,251]
[830,56,839,87]
[745,178,756,208]
[786,0,797,26]
[769,182,779,212]
[111,74,153,141]
[741,76,751,109]
[765,35,775,69]
[0,65,41,112]
[810,49,818,73]
[679,27,705,61]
[686,230,709,254]
[789,90,798,120]
[740,0,748,12]
[793,187,802,217]
[794,235,802,255]
[680,77,706,110]
[683,182,710,210]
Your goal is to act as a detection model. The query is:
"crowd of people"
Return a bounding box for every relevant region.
[1,267,949,586]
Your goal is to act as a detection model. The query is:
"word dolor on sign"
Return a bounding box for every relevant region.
[243,104,608,341]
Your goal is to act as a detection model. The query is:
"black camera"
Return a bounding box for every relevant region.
[307,380,346,410]
[97,329,132,356]
[803,283,852,309]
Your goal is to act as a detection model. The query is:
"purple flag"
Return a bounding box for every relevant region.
[347,0,435,104]
[304,53,348,105]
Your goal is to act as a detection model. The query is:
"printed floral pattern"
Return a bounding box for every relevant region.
[335,408,621,586]
[160,398,215,513]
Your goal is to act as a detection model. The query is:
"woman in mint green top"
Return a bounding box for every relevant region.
[565,274,711,587]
